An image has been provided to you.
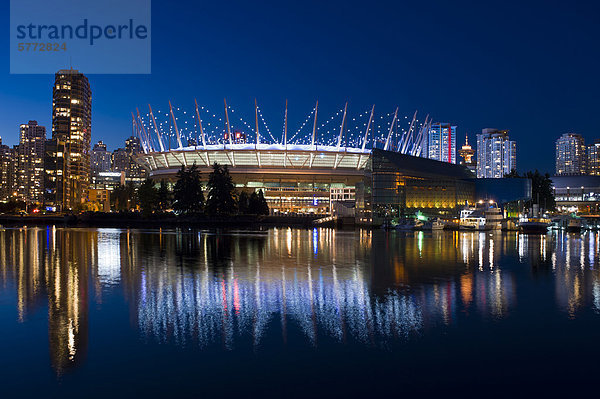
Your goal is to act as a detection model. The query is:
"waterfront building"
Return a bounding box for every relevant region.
[551,175,600,213]
[427,123,456,164]
[458,134,476,174]
[137,142,531,221]
[363,149,475,221]
[91,141,111,175]
[555,133,586,176]
[587,141,600,176]
[43,138,67,210]
[476,128,516,178]
[134,101,529,220]
[16,121,46,203]
[50,68,92,210]
[137,145,368,215]
[0,138,15,201]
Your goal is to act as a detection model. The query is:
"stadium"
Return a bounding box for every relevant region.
[132,99,517,222]
[133,100,438,215]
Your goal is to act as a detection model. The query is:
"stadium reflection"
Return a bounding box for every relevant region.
[1,227,600,373]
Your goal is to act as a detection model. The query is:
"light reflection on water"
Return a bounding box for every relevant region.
[1,227,600,375]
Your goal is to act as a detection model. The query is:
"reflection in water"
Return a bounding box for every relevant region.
[2,227,600,373]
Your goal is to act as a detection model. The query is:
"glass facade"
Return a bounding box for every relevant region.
[368,149,475,220]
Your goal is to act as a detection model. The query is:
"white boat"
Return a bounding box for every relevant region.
[432,219,445,230]
[459,200,502,231]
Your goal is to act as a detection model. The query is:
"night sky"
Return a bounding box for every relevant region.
[1,0,598,173]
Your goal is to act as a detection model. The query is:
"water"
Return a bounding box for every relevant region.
[1,227,599,397]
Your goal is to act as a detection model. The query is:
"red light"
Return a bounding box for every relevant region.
[236,133,241,138]
[32,209,39,213]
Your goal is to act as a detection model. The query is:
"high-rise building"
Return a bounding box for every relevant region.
[0,138,15,201]
[555,133,586,176]
[16,121,46,203]
[588,140,600,176]
[43,138,66,210]
[108,136,147,186]
[458,134,476,173]
[50,68,92,210]
[125,136,146,184]
[427,123,456,164]
[112,148,129,174]
[91,141,111,175]
[476,128,516,178]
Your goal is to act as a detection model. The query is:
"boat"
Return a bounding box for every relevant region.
[416,219,444,231]
[443,219,460,230]
[519,217,551,234]
[459,200,502,231]
[432,219,445,230]
[519,205,551,234]
[551,216,583,233]
[395,219,423,231]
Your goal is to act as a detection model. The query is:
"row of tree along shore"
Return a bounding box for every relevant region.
[135,163,270,217]
[0,163,322,228]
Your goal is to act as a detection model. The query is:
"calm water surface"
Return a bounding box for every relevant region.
[1,227,600,397]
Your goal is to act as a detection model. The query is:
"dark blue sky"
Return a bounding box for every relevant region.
[1,0,599,173]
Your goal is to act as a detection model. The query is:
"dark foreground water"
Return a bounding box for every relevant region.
[1,227,600,397]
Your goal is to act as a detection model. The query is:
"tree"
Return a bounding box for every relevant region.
[126,182,138,209]
[501,169,556,212]
[173,163,204,214]
[0,200,26,214]
[156,180,172,212]
[526,170,556,211]
[111,185,131,211]
[206,163,237,215]
[238,191,250,214]
[256,189,269,215]
[504,169,520,178]
[248,189,269,215]
[138,179,158,217]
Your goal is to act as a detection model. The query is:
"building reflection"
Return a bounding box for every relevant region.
[2,227,600,371]
[551,231,600,317]
[0,227,91,374]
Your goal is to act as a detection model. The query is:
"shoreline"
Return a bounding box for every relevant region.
[0,213,331,229]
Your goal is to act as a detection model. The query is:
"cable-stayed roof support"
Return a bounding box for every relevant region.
[400,110,417,154]
[169,101,183,149]
[148,104,165,153]
[384,107,398,151]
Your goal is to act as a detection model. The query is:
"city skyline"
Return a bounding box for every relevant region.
[1,1,599,174]
[3,2,600,397]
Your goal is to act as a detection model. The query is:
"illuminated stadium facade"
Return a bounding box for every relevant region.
[137,144,370,214]
[133,100,477,217]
